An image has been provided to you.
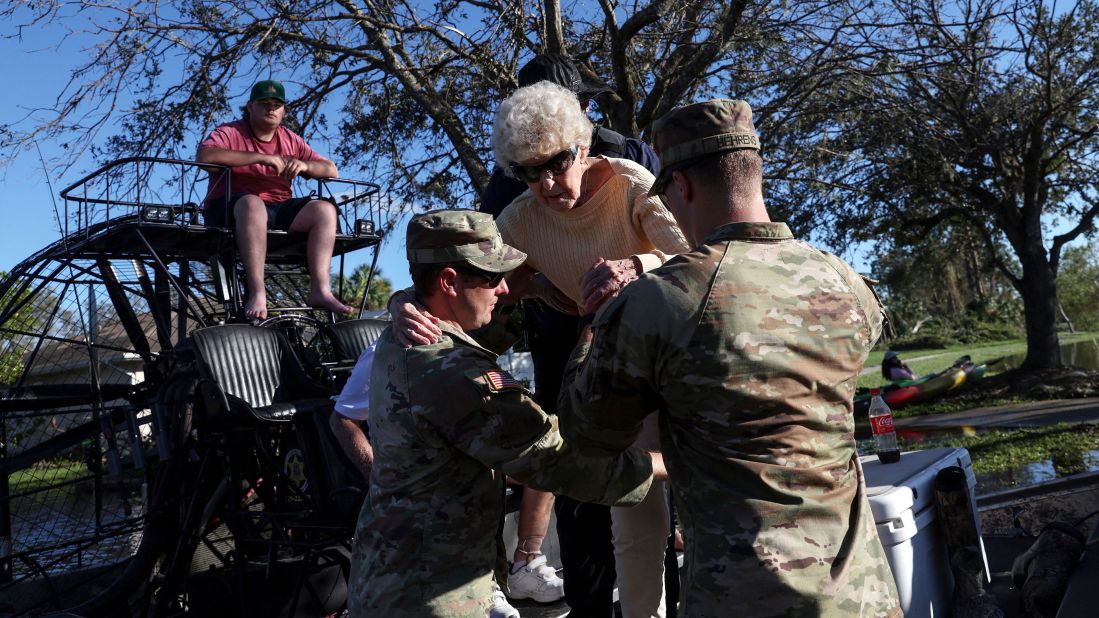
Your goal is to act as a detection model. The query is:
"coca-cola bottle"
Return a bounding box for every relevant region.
[868,389,900,464]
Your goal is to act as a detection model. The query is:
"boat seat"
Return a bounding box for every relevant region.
[190,323,367,528]
[190,324,333,424]
[325,317,389,362]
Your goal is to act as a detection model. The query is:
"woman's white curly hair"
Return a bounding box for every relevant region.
[492,81,593,178]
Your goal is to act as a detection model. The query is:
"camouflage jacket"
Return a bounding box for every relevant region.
[349,322,653,618]
[562,222,901,617]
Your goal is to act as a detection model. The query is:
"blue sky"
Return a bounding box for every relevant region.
[0,28,414,291]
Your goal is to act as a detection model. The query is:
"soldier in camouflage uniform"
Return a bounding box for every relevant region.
[560,100,902,617]
[349,209,660,618]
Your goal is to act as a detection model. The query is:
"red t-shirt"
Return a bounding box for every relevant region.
[199,119,326,206]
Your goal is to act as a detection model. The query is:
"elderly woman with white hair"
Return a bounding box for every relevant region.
[488,81,689,315]
[392,81,689,618]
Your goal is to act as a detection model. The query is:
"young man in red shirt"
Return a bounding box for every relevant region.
[198,79,351,319]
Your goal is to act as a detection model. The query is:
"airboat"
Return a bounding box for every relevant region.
[0,157,390,616]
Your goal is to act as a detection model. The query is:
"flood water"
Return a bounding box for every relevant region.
[10,479,146,578]
[860,425,1099,495]
[997,337,1099,371]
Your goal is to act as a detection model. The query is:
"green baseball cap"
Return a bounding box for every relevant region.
[406,209,527,273]
[250,80,286,103]
[649,99,760,196]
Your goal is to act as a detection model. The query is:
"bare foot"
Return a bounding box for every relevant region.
[307,290,354,315]
[244,291,268,320]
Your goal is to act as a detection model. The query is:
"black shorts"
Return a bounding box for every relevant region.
[204,194,327,231]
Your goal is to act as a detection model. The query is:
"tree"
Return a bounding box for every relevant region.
[335,263,393,311]
[1057,244,1099,332]
[790,0,1099,369]
[874,227,1023,343]
[0,270,51,386]
[0,0,773,217]
[11,0,1093,370]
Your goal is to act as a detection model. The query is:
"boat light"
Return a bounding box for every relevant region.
[354,218,374,236]
[141,205,175,223]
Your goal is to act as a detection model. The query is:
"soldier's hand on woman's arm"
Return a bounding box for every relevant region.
[580,257,641,314]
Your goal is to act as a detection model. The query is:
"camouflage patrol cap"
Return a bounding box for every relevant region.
[649,99,760,196]
[250,80,286,103]
[406,209,527,273]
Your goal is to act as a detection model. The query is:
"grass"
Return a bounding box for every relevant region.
[7,461,89,497]
[900,423,1099,477]
[863,331,1099,419]
[857,330,1099,391]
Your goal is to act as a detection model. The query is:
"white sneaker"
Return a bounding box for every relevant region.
[491,582,521,618]
[506,554,565,603]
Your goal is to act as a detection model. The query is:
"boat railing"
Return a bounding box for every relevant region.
[57,156,384,242]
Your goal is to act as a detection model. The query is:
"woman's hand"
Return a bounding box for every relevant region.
[388,290,443,347]
[579,257,640,314]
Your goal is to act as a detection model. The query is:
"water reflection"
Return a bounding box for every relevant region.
[998,338,1099,370]
[978,450,1099,492]
[858,430,1099,494]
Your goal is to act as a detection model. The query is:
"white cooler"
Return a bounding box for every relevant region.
[861,447,989,618]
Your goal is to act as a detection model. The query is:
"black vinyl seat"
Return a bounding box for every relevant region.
[189,324,334,424]
[324,317,389,363]
[190,323,370,526]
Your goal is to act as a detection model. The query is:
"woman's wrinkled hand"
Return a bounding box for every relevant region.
[389,291,442,347]
[579,257,639,314]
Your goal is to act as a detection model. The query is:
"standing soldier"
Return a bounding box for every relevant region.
[561,100,902,616]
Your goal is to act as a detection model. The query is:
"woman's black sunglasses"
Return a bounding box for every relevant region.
[509,147,578,183]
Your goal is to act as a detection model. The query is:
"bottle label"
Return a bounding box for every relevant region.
[870,415,895,435]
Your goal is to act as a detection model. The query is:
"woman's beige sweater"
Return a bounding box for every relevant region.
[496,157,690,309]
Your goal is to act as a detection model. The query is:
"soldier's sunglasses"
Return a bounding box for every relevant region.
[452,265,506,287]
[509,147,578,183]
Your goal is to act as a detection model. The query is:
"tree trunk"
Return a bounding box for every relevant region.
[1057,301,1076,334]
[1018,250,1062,369]
[543,0,564,54]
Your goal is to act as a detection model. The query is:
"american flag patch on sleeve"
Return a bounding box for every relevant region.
[483,369,523,392]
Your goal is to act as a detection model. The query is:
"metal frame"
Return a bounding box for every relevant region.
[0,157,384,615]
